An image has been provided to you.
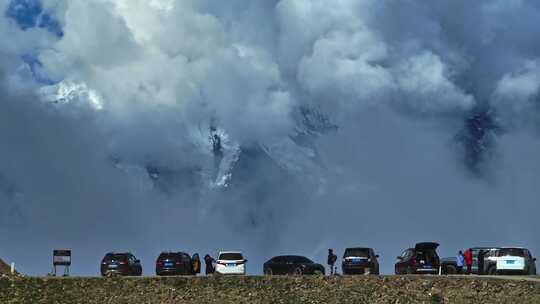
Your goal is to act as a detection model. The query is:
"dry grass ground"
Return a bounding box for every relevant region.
[1,275,539,304]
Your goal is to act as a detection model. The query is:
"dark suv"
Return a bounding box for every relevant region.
[263,255,325,275]
[100,252,142,276]
[395,242,440,275]
[342,247,380,275]
[156,252,201,276]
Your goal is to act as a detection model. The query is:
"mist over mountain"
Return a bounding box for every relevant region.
[0,0,539,275]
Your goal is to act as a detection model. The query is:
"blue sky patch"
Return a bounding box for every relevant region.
[6,0,64,37]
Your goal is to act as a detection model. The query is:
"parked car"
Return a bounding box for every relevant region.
[495,247,537,275]
[441,247,500,275]
[263,255,325,275]
[341,247,380,275]
[156,252,201,276]
[395,242,440,275]
[215,251,247,275]
[100,252,142,276]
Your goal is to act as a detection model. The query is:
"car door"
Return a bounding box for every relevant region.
[267,257,278,274]
[132,255,142,276]
[293,257,305,273]
[266,257,278,274]
[396,250,410,274]
[127,254,136,275]
[527,250,537,275]
[282,257,294,274]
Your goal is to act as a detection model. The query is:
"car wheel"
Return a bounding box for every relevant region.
[264,268,273,276]
[445,265,457,275]
[294,267,303,276]
[487,266,496,275]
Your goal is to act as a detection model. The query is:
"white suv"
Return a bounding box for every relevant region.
[495,247,537,275]
[215,251,247,275]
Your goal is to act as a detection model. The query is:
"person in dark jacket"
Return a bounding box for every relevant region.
[204,254,215,275]
[327,249,337,275]
[477,250,485,275]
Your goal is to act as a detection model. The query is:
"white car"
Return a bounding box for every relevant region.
[215,251,247,275]
[495,247,537,275]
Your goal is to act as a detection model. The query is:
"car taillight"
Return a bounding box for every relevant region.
[156,261,163,266]
[175,261,182,265]
[119,261,127,265]
[236,260,246,265]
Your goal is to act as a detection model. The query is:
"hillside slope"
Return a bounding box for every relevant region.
[1,275,539,304]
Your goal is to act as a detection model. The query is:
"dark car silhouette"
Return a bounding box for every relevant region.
[395,242,440,275]
[342,247,380,275]
[263,255,325,275]
[156,252,201,276]
[100,252,142,277]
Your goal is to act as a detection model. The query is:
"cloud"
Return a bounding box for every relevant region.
[1,0,540,275]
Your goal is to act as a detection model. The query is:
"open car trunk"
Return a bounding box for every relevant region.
[415,242,439,250]
[415,242,440,267]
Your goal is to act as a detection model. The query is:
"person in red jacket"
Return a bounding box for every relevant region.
[464,249,473,274]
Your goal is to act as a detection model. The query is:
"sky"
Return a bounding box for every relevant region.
[0,0,539,276]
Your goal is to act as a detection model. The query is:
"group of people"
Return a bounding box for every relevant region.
[456,249,486,275]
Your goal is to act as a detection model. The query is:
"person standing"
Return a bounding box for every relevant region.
[204,254,215,275]
[477,250,485,275]
[327,249,337,275]
[456,251,465,274]
[464,249,473,274]
[192,253,201,275]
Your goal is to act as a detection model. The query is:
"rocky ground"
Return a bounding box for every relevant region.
[1,275,539,304]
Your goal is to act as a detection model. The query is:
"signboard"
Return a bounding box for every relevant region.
[53,250,71,266]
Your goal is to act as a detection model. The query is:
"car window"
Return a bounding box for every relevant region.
[344,248,370,258]
[401,250,413,259]
[295,256,312,264]
[104,254,128,261]
[159,253,175,260]
[486,250,497,257]
[219,253,243,260]
[270,256,283,263]
[128,254,137,263]
[498,248,525,257]
[159,253,184,260]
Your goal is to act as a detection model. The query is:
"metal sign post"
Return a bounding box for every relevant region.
[53,250,71,276]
